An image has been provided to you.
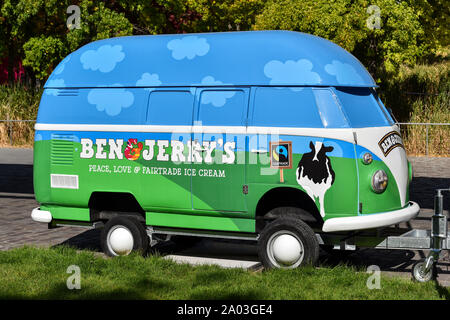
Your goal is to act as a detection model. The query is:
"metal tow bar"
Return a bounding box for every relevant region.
[412,188,450,282]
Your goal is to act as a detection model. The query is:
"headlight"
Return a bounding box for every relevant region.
[372,170,388,193]
[362,152,373,165]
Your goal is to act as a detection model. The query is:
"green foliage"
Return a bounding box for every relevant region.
[254,0,427,80]
[23,36,66,79]
[380,61,450,120]
[66,0,133,52]
[0,0,448,86]
[0,0,70,81]
[186,0,266,32]
[0,0,133,80]
[254,0,367,53]
[356,0,425,77]
[404,0,449,58]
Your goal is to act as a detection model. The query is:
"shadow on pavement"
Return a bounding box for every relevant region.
[410,177,450,210]
[56,229,102,252]
[0,164,34,194]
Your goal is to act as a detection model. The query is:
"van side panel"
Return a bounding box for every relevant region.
[247,134,359,219]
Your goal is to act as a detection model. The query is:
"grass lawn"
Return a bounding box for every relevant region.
[0,246,448,300]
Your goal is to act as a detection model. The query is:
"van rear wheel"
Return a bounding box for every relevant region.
[101,216,149,257]
[258,214,319,269]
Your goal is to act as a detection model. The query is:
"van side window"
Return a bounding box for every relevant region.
[147,90,194,125]
[252,87,323,128]
[334,87,393,128]
[313,88,350,128]
[198,90,246,126]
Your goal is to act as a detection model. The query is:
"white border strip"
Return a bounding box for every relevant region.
[35,123,356,143]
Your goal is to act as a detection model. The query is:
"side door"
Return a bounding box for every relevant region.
[139,88,194,210]
[191,87,249,213]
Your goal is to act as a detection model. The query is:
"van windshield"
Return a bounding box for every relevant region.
[334,87,394,128]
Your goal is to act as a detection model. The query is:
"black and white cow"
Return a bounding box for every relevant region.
[296,141,335,217]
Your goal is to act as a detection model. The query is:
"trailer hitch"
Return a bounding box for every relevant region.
[413,188,449,282]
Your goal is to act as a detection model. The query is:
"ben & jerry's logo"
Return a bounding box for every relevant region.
[378,131,404,157]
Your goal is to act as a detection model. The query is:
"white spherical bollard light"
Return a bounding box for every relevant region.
[108,227,134,255]
[272,234,302,266]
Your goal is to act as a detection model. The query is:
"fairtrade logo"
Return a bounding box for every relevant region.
[273,145,288,163]
[270,142,292,168]
[124,138,143,161]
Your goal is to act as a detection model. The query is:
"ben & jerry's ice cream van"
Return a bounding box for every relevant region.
[32,31,419,268]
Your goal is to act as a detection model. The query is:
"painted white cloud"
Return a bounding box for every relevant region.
[199,76,235,107]
[325,60,364,85]
[54,55,71,75]
[87,85,134,116]
[167,36,210,60]
[34,133,43,141]
[45,79,65,96]
[264,59,321,85]
[80,45,125,73]
[136,73,162,89]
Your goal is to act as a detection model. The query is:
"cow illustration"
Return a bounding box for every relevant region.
[296,141,335,217]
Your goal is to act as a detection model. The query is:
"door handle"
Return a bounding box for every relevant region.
[251,149,268,154]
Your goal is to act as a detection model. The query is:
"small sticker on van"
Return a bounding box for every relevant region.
[270,141,292,169]
[378,131,404,157]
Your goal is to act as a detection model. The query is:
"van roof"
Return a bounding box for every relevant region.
[45,31,376,89]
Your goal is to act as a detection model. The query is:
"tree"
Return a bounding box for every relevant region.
[65,0,133,53]
[404,0,449,59]
[0,0,70,83]
[186,0,266,32]
[254,0,427,81]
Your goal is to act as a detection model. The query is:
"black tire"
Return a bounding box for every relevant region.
[258,212,319,269]
[101,216,149,257]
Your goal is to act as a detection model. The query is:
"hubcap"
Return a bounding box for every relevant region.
[107,225,134,256]
[267,231,304,268]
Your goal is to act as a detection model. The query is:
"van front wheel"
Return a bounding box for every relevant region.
[101,216,149,257]
[258,215,319,269]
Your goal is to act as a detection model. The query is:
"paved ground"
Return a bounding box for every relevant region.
[1,148,449,287]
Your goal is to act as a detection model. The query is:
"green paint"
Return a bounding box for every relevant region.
[41,204,90,221]
[357,158,401,214]
[34,136,405,231]
[247,154,359,218]
[146,212,255,232]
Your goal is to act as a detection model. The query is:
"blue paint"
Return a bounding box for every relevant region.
[87,87,134,116]
[80,44,125,73]
[251,87,325,128]
[147,90,194,125]
[37,88,148,124]
[333,87,393,128]
[39,31,393,130]
[355,145,381,161]
[167,36,210,60]
[45,31,375,88]
[198,89,247,126]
